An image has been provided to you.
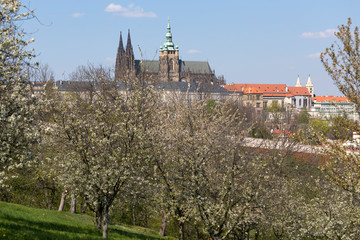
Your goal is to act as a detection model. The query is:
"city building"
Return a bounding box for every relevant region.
[223,84,263,114]
[224,83,311,110]
[223,75,313,111]
[311,96,360,121]
[287,87,311,109]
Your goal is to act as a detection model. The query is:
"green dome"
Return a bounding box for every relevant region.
[160,18,178,52]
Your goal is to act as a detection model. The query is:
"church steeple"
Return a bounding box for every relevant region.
[306,74,313,86]
[159,18,180,82]
[118,31,125,55]
[306,74,314,97]
[295,75,301,87]
[125,29,135,74]
[126,30,134,59]
[115,31,125,81]
[160,17,178,52]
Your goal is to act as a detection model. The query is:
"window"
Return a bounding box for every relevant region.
[256,95,260,100]
[256,102,261,108]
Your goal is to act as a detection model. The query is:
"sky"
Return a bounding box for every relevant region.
[22,0,360,96]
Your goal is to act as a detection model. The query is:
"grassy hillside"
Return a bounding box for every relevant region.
[0,201,173,240]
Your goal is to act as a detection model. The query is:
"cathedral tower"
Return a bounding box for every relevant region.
[159,18,180,82]
[125,29,135,76]
[306,74,314,97]
[295,75,301,87]
[115,30,135,81]
[115,31,125,81]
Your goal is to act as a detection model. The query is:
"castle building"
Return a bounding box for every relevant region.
[115,19,225,85]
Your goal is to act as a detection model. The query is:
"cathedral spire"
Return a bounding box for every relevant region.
[306,74,313,86]
[125,29,134,61]
[306,74,314,97]
[125,29,135,74]
[118,31,125,55]
[115,31,125,81]
[160,17,177,51]
[295,75,301,87]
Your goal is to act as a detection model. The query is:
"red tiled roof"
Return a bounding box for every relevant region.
[224,84,287,94]
[287,87,311,96]
[272,129,291,137]
[224,84,263,94]
[312,96,349,103]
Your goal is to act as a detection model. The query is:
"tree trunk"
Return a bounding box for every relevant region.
[102,208,109,239]
[81,201,87,213]
[95,209,103,230]
[58,189,67,211]
[179,221,185,240]
[255,229,260,240]
[70,194,76,213]
[132,202,136,225]
[48,182,56,210]
[159,209,167,236]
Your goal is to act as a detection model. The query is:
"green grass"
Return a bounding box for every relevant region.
[0,201,174,240]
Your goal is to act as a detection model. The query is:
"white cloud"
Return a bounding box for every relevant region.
[105,3,124,12]
[301,29,337,38]
[72,12,84,18]
[187,49,201,54]
[105,3,157,18]
[307,52,321,59]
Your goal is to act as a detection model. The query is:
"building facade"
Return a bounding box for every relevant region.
[311,96,360,121]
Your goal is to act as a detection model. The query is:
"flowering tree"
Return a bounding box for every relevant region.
[321,18,360,109]
[319,18,360,195]
[42,65,160,238]
[155,97,278,240]
[0,0,38,188]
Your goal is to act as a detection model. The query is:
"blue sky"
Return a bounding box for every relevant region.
[23,0,360,96]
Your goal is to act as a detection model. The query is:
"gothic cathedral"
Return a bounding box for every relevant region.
[115,19,225,85]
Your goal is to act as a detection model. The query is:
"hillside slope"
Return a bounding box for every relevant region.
[0,201,171,240]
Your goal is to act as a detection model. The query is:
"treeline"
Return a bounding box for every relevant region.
[3,64,360,240]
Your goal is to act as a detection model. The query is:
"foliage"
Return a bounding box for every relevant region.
[321,17,360,109]
[328,116,359,140]
[155,98,309,240]
[310,118,330,136]
[265,102,283,113]
[0,0,38,188]
[40,65,160,238]
[298,109,310,125]
[265,102,284,123]
[250,123,272,139]
[205,98,217,113]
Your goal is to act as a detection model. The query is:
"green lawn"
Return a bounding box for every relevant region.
[0,201,173,240]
